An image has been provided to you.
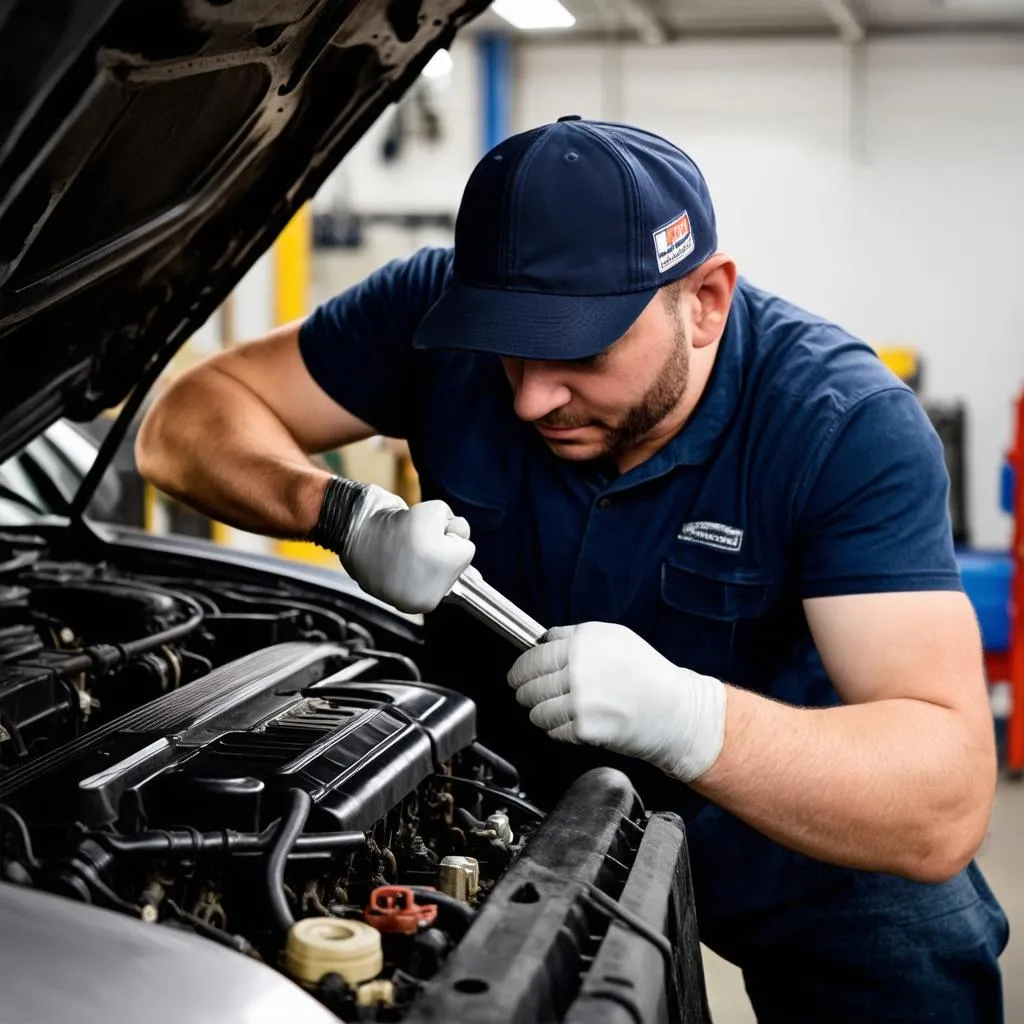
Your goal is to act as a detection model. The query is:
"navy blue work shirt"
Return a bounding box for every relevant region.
[299,247,962,922]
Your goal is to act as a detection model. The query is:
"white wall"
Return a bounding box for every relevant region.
[517,37,1024,548]
[315,39,481,217]
[315,36,1023,548]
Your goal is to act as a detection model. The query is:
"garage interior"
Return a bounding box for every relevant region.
[2,0,1023,1020]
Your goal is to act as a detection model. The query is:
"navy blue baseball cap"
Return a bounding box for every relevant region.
[412,116,717,360]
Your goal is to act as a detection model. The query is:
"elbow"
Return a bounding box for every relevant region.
[910,840,981,886]
[902,774,995,885]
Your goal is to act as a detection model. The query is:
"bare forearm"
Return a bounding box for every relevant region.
[136,367,329,537]
[693,687,996,882]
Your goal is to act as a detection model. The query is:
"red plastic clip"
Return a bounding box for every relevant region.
[364,886,438,935]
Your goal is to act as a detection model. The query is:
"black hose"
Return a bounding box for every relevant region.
[266,789,312,936]
[120,591,206,656]
[453,807,485,833]
[34,590,205,680]
[469,742,520,789]
[0,803,38,867]
[441,776,545,821]
[294,832,366,854]
[345,621,373,647]
[89,826,365,858]
[405,885,477,939]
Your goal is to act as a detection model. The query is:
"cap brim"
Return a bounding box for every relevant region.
[412,281,657,360]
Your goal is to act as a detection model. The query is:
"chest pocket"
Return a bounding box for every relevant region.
[652,559,777,686]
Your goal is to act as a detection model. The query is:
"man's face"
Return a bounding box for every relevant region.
[500,286,689,464]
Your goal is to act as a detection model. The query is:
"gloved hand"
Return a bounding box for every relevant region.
[309,477,474,614]
[507,622,727,783]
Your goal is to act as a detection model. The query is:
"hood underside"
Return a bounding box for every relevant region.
[0,0,489,464]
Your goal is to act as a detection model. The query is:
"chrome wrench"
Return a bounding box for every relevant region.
[444,565,546,651]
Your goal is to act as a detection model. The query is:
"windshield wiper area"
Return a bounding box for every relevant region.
[0,480,45,515]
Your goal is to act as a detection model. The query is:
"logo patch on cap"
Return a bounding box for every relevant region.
[653,210,695,274]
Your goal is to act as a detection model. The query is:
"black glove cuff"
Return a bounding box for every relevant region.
[308,476,365,554]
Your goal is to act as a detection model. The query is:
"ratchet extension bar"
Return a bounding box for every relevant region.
[444,566,546,652]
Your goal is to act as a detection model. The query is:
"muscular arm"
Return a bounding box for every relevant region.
[135,321,376,537]
[692,590,997,883]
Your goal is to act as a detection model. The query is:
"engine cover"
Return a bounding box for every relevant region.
[0,641,475,835]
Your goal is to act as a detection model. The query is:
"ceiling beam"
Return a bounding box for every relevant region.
[614,0,668,45]
[818,0,866,43]
[514,21,1024,44]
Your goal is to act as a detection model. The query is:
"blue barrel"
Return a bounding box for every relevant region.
[957,550,1012,652]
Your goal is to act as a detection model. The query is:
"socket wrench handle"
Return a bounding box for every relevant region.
[444,566,546,651]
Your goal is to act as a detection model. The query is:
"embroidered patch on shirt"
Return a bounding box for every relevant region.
[653,210,695,274]
[678,521,743,552]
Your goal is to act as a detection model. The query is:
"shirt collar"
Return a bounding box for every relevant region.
[606,282,750,492]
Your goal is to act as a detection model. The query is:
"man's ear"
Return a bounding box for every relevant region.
[690,254,737,349]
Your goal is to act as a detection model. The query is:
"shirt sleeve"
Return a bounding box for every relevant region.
[795,387,963,599]
[297,247,452,439]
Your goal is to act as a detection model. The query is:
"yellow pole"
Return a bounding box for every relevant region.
[274,205,311,325]
[144,483,158,533]
[272,206,336,566]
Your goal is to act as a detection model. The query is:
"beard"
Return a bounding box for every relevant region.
[606,332,689,459]
[541,321,690,463]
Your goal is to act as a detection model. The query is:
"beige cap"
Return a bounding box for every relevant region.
[285,917,383,987]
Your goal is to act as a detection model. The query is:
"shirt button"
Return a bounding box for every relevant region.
[597,497,612,510]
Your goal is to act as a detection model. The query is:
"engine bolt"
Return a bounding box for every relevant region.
[59,627,75,644]
[485,812,514,846]
[140,905,158,924]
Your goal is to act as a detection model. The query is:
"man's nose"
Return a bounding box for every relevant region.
[511,361,572,422]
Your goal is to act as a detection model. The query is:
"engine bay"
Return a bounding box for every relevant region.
[0,530,705,1023]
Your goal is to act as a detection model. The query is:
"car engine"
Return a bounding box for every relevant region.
[0,530,707,1023]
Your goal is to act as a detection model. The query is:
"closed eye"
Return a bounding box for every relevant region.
[563,351,607,368]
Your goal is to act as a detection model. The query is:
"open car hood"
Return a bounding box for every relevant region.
[0,0,489,465]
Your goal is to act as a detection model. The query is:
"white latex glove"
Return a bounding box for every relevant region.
[507,622,727,783]
[311,479,474,614]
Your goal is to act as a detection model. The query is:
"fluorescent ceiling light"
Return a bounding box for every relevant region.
[491,0,575,31]
[940,0,1024,7]
[421,48,453,79]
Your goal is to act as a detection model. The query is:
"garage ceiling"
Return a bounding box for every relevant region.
[468,0,1024,40]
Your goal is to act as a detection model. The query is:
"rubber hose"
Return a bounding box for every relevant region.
[406,885,477,939]
[470,742,520,789]
[266,789,312,936]
[453,807,485,832]
[39,591,205,681]
[444,776,545,821]
[91,827,364,858]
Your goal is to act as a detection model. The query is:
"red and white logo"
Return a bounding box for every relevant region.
[653,210,695,273]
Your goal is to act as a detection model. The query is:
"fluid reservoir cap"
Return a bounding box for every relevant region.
[285,917,383,987]
[364,885,439,935]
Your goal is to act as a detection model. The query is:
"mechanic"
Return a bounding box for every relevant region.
[136,117,1008,1021]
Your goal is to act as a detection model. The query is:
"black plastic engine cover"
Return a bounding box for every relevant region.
[0,642,475,836]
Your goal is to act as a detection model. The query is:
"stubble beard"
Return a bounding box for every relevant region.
[603,328,689,461]
[539,313,691,464]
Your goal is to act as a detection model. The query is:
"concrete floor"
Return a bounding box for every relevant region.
[700,777,1024,1022]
